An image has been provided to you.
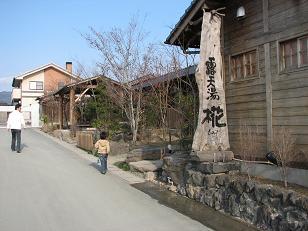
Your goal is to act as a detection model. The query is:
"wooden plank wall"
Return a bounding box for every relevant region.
[269,0,308,158]
[223,0,267,158]
[222,0,308,160]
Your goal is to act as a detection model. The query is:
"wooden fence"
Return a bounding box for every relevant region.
[76,131,95,151]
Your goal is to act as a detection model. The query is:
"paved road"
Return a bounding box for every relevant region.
[0,129,210,231]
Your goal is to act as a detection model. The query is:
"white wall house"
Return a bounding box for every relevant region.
[0,106,15,126]
[11,63,80,127]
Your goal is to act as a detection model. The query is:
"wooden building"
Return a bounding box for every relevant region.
[38,75,120,131]
[165,0,308,160]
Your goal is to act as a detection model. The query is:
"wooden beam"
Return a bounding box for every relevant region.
[75,88,90,103]
[264,43,272,152]
[86,85,97,89]
[263,0,269,33]
[189,16,203,26]
[69,87,76,134]
[263,0,272,151]
[169,0,207,45]
[184,50,200,55]
[59,96,63,129]
[186,31,202,48]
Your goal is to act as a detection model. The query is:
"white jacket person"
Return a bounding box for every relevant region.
[7,110,25,130]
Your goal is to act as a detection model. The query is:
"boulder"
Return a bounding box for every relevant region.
[204,175,217,189]
[145,172,157,181]
[186,170,205,186]
[186,185,202,201]
[162,153,190,186]
[129,160,163,173]
[126,146,166,162]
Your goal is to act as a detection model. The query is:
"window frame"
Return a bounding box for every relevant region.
[58,81,65,90]
[298,35,308,68]
[279,34,308,73]
[229,48,259,82]
[29,81,44,90]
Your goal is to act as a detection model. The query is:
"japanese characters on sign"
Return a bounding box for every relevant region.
[206,57,219,100]
[201,106,226,127]
[202,57,226,129]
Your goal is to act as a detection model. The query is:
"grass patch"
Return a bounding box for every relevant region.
[114,161,130,171]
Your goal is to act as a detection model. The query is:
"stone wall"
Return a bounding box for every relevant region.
[183,170,308,231]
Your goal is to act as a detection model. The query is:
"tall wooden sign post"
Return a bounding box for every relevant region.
[192,8,233,162]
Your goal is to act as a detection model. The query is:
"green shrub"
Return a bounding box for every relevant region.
[41,115,48,124]
[114,161,130,171]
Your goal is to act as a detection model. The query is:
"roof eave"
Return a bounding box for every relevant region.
[12,78,22,88]
[14,63,82,81]
[165,0,205,47]
[165,0,226,49]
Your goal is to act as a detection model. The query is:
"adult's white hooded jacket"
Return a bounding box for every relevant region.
[7,110,25,130]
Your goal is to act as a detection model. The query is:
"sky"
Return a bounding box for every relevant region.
[0,0,192,91]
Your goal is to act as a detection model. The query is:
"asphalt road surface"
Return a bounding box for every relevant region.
[0,129,211,231]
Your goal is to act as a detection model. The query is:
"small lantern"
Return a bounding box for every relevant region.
[236,6,246,19]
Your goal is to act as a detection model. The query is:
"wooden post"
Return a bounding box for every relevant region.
[51,103,54,127]
[192,8,233,162]
[265,43,272,152]
[69,87,76,135]
[59,95,63,129]
[263,0,272,151]
[263,0,269,33]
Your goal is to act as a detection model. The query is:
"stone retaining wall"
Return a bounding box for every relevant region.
[184,170,308,231]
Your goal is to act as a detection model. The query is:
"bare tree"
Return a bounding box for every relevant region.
[164,45,199,133]
[147,46,181,141]
[145,45,198,143]
[84,18,153,143]
[272,126,296,188]
[239,122,262,180]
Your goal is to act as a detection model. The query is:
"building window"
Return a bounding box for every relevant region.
[299,36,308,66]
[58,82,65,89]
[29,81,43,90]
[231,50,257,81]
[280,35,308,71]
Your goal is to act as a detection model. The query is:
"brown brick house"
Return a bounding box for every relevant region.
[11,62,80,127]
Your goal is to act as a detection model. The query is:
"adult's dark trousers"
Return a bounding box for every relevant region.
[11,129,21,152]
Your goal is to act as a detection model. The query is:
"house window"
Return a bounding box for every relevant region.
[231,50,257,81]
[299,36,308,66]
[58,81,65,89]
[280,35,308,71]
[29,81,43,90]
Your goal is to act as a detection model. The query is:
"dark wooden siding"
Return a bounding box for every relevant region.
[223,0,267,157]
[269,0,308,37]
[222,0,308,160]
[269,0,308,158]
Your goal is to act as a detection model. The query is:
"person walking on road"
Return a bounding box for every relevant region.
[7,104,25,153]
[95,131,110,174]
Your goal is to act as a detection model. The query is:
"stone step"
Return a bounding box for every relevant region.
[129,160,163,173]
[126,147,167,162]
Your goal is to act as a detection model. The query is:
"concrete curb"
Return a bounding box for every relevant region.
[31,128,145,184]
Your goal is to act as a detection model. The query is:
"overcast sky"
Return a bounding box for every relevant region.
[0,0,192,91]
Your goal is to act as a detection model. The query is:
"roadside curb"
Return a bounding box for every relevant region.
[31,128,145,184]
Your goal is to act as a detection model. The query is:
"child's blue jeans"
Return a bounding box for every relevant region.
[98,154,108,174]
